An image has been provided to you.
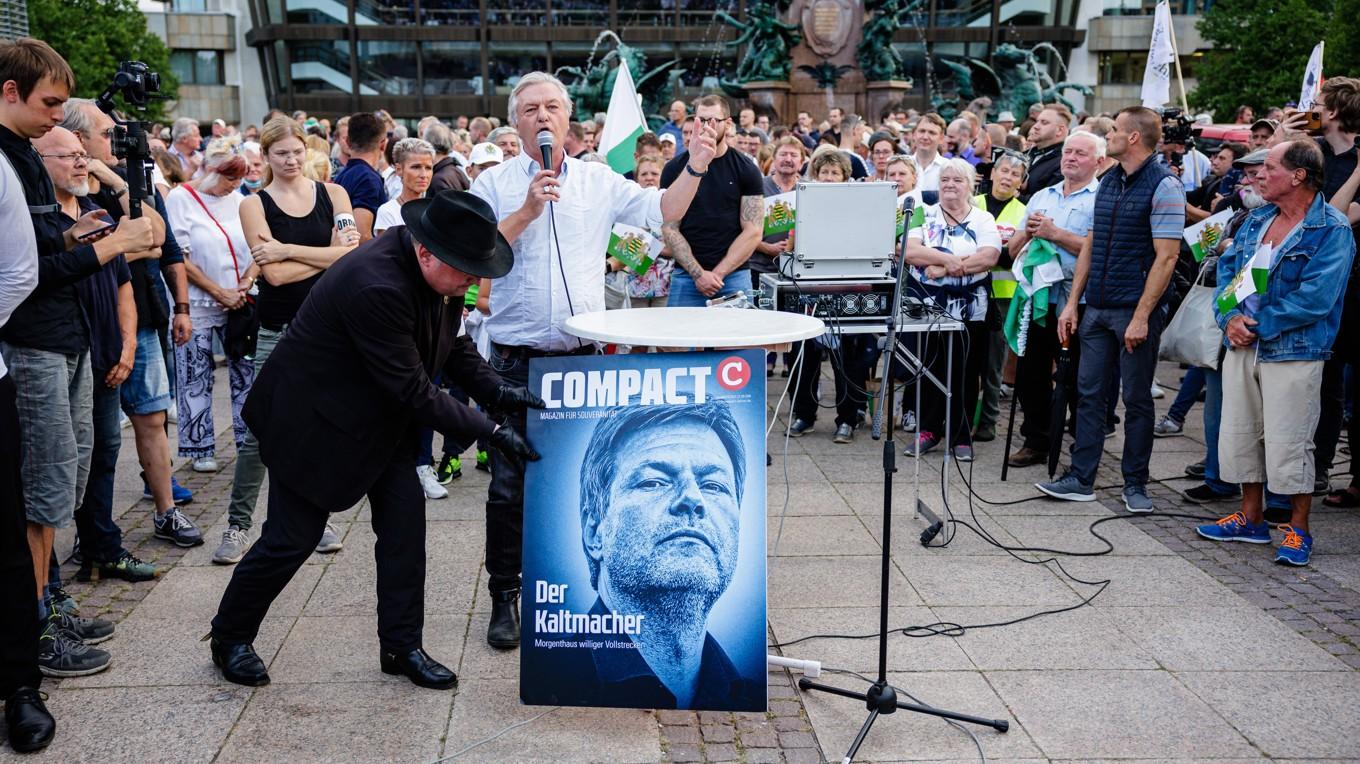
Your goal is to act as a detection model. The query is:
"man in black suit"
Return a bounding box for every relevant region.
[208,191,543,690]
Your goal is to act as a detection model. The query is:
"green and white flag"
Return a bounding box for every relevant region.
[763,192,796,236]
[606,222,661,276]
[1182,208,1234,262]
[896,204,925,237]
[1003,238,1065,356]
[599,61,648,175]
[1217,240,1272,315]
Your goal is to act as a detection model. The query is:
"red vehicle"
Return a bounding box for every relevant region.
[1193,123,1253,153]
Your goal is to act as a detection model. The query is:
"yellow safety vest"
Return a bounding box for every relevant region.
[976,194,1027,299]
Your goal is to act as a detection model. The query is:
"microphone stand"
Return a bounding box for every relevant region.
[795,197,1008,763]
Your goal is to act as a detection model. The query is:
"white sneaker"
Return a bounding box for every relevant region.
[166,402,179,424]
[417,465,447,499]
[120,411,131,429]
[1150,380,1166,399]
[192,457,218,473]
[901,411,917,432]
[315,522,344,553]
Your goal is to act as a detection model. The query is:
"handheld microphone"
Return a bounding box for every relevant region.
[536,130,554,173]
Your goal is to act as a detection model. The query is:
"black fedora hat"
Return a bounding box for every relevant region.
[400,190,514,279]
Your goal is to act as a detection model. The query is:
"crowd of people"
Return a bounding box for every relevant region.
[0,34,1356,749]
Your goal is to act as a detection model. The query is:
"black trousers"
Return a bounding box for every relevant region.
[212,453,428,652]
[0,374,41,697]
[916,321,988,448]
[791,336,878,427]
[483,344,596,594]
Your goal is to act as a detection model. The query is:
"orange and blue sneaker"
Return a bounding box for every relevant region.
[1196,512,1271,544]
[1274,524,1313,567]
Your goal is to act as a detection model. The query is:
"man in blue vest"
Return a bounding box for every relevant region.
[1038,106,1186,512]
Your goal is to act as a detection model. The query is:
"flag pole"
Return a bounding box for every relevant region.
[1165,2,1191,114]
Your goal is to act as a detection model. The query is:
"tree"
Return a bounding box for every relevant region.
[1325,0,1360,82]
[1191,0,1333,119]
[28,0,178,122]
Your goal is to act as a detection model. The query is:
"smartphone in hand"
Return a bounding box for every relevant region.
[76,217,118,243]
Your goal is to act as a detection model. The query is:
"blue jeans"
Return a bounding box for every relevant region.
[1070,305,1165,487]
[667,269,753,308]
[74,380,125,563]
[1202,368,1237,495]
[1167,366,1207,424]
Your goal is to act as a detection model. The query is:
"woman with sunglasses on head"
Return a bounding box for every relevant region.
[163,136,255,499]
[902,158,1002,462]
[209,117,360,566]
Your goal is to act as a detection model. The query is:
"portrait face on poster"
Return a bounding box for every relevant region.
[520,350,767,713]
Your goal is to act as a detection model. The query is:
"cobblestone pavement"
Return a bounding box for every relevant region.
[3,360,1357,763]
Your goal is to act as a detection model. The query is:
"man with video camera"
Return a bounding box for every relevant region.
[0,37,155,753]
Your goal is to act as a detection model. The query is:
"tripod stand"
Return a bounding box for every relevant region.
[795,201,1009,763]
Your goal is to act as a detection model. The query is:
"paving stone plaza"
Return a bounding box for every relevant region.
[3,359,1357,763]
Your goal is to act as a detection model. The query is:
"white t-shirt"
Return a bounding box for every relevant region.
[374,197,405,234]
[165,184,250,319]
[906,203,1003,322]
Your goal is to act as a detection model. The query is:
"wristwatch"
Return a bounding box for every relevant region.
[112,184,129,199]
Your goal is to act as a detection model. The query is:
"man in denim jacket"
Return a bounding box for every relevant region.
[1196,141,1356,566]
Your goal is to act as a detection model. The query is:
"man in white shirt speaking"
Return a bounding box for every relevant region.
[469,71,717,650]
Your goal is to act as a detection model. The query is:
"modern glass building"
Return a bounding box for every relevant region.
[241,0,1088,121]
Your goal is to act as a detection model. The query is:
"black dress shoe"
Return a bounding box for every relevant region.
[210,637,270,687]
[486,588,521,649]
[4,687,55,753]
[380,647,457,690]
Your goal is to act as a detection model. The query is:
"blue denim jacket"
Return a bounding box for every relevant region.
[1214,193,1356,362]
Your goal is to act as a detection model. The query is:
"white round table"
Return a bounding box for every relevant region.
[563,307,825,348]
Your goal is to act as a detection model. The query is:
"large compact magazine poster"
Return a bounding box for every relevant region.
[520,350,767,712]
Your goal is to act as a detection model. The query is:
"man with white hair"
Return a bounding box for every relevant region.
[469,71,717,650]
[1005,130,1104,468]
[169,117,202,177]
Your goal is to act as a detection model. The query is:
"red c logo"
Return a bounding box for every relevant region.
[717,356,751,391]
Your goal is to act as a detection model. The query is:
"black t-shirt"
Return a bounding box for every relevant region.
[660,148,764,271]
[1318,136,1359,203]
[68,197,131,375]
[90,167,183,331]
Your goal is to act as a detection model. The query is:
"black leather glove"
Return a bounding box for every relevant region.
[495,383,547,412]
[489,424,540,464]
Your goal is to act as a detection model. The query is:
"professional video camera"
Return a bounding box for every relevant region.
[1159,107,1196,168]
[94,61,162,219]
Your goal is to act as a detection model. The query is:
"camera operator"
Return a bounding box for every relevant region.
[1157,109,1212,195]
[0,37,155,703]
[60,98,193,565]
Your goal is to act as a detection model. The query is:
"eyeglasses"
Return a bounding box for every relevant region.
[695,116,729,127]
[995,148,1030,167]
[40,152,90,163]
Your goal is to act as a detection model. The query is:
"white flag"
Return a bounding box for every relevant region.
[598,61,649,175]
[1140,0,1176,109]
[1299,42,1325,111]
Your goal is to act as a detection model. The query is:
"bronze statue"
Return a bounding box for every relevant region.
[857,0,925,82]
[716,0,802,95]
